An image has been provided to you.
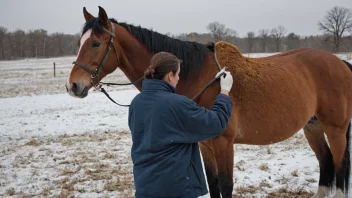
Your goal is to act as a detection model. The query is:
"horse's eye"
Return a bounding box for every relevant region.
[92,41,101,48]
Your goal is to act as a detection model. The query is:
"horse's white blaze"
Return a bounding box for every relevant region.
[66,29,92,85]
[77,29,92,55]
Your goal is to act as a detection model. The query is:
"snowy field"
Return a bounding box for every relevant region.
[0,53,352,198]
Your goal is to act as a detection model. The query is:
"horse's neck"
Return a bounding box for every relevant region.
[114,33,152,91]
[112,24,216,97]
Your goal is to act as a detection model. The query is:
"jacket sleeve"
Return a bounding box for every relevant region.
[175,94,232,143]
[128,93,140,132]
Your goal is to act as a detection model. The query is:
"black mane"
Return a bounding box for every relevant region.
[82,17,212,79]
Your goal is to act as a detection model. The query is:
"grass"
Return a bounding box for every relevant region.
[42,186,55,196]
[104,179,124,191]
[294,134,307,146]
[233,181,314,198]
[291,169,299,177]
[233,183,312,198]
[235,160,246,171]
[25,138,41,146]
[1,129,319,198]
[6,187,15,196]
[1,130,134,197]
[267,187,314,198]
[266,146,273,154]
[275,174,289,185]
[259,180,273,189]
[259,163,269,171]
[306,178,317,183]
[235,185,259,195]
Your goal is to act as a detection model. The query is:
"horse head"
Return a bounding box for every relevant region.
[66,6,122,98]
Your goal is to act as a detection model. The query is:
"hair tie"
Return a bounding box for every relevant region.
[150,68,155,78]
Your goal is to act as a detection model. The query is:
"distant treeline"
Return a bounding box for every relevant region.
[0,22,352,60]
[1,6,352,60]
[0,28,80,60]
[172,31,352,54]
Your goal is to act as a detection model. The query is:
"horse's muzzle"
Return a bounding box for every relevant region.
[66,82,88,98]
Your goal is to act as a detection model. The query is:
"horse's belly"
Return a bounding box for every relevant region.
[234,124,303,145]
[233,98,313,145]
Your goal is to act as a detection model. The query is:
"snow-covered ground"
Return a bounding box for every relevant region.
[0,53,351,197]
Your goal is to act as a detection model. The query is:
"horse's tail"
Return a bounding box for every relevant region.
[344,122,351,195]
[342,60,352,195]
[342,60,352,71]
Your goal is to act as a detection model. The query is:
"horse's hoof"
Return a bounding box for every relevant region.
[334,188,344,198]
[312,186,329,198]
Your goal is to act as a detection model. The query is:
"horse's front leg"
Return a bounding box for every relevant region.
[200,141,221,198]
[212,129,235,198]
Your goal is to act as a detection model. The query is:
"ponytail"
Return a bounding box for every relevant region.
[144,52,182,80]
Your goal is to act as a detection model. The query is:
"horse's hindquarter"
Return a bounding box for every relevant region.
[231,49,352,145]
[297,49,352,126]
[213,42,352,145]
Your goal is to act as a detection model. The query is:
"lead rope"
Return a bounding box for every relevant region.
[102,45,226,106]
[214,47,223,71]
[191,48,226,101]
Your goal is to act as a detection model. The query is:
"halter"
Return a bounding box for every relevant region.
[73,22,118,80]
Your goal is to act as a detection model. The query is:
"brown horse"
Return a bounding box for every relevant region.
[66,6,352,198]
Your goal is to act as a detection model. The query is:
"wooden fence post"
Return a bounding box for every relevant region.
[53,62,56,77]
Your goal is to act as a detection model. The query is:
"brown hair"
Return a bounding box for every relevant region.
[144,52,182,80]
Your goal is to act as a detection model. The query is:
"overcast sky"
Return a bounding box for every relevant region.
[0,0,351,37]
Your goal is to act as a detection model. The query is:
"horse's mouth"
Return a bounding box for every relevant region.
[78,87,88,98]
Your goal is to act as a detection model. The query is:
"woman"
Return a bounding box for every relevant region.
[128,52,233,198]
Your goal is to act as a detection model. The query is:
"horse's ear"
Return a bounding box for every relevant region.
[206,42,215,52]
[83,7,93,22]
[98,6,109,27]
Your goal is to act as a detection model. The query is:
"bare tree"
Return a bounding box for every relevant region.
[0,27,8,60]
[271,25,287,52]
[223,29,238,44]
[226,29,238,37]
[27,29,48,58]
[173,33,188,41]
[258,29,270,52]
[285,32,301,50]
[318,6,352,52]
[13,29,26,58]
[246,31,256,53]
[207,21,237,42]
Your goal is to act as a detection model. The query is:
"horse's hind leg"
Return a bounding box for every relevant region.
[322,121,351,198]
[199,141,221,198]
[303,116,335,197]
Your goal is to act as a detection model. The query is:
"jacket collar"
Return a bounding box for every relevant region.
[142,79,176,93]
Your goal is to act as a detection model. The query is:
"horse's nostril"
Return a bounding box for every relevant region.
[72,82,78,93]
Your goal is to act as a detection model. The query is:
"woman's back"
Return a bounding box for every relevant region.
[128,52,233,198]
